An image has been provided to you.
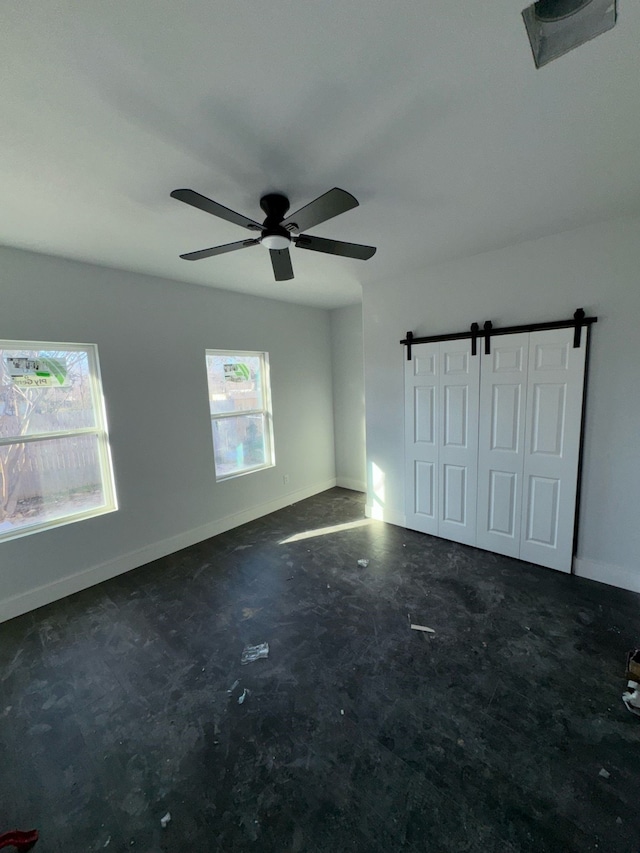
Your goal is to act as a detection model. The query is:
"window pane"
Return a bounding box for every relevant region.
[0,348,96,438]
[206,353,263,415]
[0,435,107,537]
[212,414,267,478]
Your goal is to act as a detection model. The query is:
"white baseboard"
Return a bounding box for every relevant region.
[336,477,366,493]
[0,478,337,624]
[573,557,640,593]
[364,502,406,528]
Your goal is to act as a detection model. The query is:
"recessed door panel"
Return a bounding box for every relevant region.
[415,461,436,519]
[414,352,437,377]
[444,351,469,375]
[491,384,521,452]
[414,386,436,445]
[494,345,523,373]
[487,470,517,537]
[524,476,559,547]
[531,383,565,456]
[443,464,466,524]
[444,385,468,447]
[534,342,569,371]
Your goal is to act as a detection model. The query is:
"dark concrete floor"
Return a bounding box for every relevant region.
[1,487,639,852]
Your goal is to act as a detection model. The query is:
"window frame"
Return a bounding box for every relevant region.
[205,349,275,481]
[0,339,117,542]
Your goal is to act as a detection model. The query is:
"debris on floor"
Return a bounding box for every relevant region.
[410,623,436,634]
[599,768,611,779]
[357,559,369,568]
[238,688,249,705]
[227,679,240,695]
[626,648,640,680]
[242,607,262,620]
[622,650,640,718]
[241,642,269,665]
[0,829,39,850]
[622,681,640,717]
[160,812,171,828]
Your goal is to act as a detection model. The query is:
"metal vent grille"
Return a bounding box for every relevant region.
[522,0,617,67]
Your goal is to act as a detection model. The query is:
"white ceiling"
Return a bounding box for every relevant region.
[2,1,639,309]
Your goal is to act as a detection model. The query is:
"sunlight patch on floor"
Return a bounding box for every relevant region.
[279,518,374,544]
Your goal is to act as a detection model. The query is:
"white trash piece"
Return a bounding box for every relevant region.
[160,812,171,828]
[241,642,269,665]
[622,680,640,717]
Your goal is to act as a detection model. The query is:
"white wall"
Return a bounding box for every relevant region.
[363,216,640,592]
[330,304,366,492]
[0,245,336,621]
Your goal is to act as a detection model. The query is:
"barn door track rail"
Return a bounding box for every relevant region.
[401,308,597,360]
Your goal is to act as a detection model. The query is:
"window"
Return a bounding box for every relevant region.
[0,341,117,541]
[205,350,274,480]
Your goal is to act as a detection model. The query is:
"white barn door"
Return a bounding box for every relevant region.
[405,343,439,536]
[438,341,480,546]
[476,333,529,558]
[405,325,588,574]
[405,339,480,546]
[519,328,586,572]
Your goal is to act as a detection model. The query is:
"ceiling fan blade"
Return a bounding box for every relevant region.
[171,189,262,231]
[295,234,376,260]
[179,239,260,261]
[270,248,294,281]
[282,188,359,233]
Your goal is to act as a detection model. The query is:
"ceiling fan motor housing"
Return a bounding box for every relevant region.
[259,193,292,250]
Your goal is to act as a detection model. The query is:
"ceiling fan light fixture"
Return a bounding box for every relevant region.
[522,0,617,67]
[261,231,291,251]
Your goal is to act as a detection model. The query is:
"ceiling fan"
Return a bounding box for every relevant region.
[170,187,376,282]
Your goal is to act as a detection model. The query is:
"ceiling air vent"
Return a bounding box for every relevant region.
[522,0,617,67]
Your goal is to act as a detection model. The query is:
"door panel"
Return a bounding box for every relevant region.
[530,383,566,455]
[443,385,468,447]
[405,343,439,535]
[405,339,479,544]
[488,470,517,536]
[443,464,466,524]
[525,476,560,546]
[476,333,529,557]
[438,340,479,545]
[491,384,521,451]
[415,460,436,520]
[520,329,586,571]
[415,386,436,444]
